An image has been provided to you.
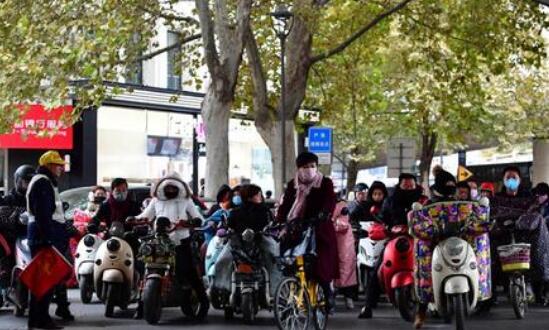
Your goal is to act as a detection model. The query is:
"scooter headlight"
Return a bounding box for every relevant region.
[140,244,153,257]
[444,238,464,257]
[106,239,121,252]
[83,235,95,247]
[434,263,443,272]
[469,261,477,270]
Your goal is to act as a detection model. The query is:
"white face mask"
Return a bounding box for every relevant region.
[298,167,318,183]
[470,189,479,200]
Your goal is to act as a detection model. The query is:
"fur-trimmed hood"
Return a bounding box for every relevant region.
[154,172,192,201]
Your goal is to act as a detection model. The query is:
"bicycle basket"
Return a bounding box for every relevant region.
[497,243,531,272]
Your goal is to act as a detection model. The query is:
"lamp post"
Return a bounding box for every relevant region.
[271,4,294,194]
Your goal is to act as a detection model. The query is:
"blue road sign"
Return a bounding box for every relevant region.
[308,127,332,154]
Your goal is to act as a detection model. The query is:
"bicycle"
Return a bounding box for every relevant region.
[274,222,328,330]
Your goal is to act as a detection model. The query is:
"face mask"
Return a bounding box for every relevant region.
[298,167,317,183]
[470,190,479,200]
[232,195,242,206]
[504,178,520,191]
[164,189,179,200]
[94,196,106,204]
[113,191,128,202]
[538,195,548,205]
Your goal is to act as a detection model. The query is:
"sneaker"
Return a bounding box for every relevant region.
[345,297,354,310]
[358,306,372,319]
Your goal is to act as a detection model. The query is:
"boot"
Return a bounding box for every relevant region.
[133,301,144,319]
[55,304,75,322]
[413,309,426,329]
[358,306,372,319]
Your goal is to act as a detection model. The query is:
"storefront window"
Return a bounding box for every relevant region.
[97,106,194,187]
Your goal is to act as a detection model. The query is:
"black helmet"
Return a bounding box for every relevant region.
[14,165,35,195]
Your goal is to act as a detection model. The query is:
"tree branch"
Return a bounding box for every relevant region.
[135,3,199,26]
[310,0,414,63]
[196,0,221,75]
[128,33,201,64]
[245,24,270,124]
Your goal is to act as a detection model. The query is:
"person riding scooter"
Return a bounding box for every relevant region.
[410,169,492,329]
[135,172,209,320]
[0,165,35,307]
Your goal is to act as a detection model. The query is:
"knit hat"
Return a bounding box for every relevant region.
[433,169,457,196]
[296,152,318,168]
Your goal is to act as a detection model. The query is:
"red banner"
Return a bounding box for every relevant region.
[0,104,73,149]
[19,246,73,300]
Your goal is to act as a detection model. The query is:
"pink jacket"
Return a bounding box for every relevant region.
[332,201,357,288]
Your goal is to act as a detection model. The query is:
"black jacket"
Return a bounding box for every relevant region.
[0,188,27,208]
[227,202,272,234]
[381,187,423,228]
[27,166,68,250]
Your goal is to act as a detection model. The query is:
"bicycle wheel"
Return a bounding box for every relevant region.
[312,283,328,330]
[274,277,311,330]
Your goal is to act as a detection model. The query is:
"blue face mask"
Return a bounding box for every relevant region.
[504,178,520,191]
[232,195,242,206]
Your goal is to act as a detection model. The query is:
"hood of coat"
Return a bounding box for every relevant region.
[154,172,192,201]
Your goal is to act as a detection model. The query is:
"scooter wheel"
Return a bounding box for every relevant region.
[105,283,119,318]
[395,286,416,322]
[143,279,162,324]
[510,276,526,319]
[181,289,209,321]
[79,275,94,304]
[241,292,256,324]
[453,294,466,330]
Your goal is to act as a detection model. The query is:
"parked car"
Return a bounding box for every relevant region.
[60,186,152,221]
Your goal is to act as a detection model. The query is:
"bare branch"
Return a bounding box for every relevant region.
[128,33,201,64]
[136,3,199,26]
[196,0,221,74]
[310,0,414,63]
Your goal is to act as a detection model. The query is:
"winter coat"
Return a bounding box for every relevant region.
[515,205,549,282]
[227,202,272,235]
[382,187,423,228]
[276,176,339,283]
[26,166,68,252]
[138,173,203,245]
[410,201,491,304]
[332,201,357,288]
[92,196,140,228]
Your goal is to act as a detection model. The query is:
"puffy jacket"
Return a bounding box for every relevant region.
[138,172,202,244]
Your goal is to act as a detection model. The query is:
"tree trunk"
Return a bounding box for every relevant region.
[202,88,232,199]
[256,119,296,198]
[346,159,359,196]
[418,132,437,190]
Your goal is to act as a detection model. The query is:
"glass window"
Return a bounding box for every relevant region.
[167,31,181,90]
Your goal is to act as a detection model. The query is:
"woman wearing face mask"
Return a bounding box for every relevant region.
[276,152,339,312]
[518,182,549,306]
[410,170,492,328]
[227,184,272,234]
[136,172,209,319]
[86,186,107,216]
[92,178,140,229]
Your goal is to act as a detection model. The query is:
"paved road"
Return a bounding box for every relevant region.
[1,290,549,330]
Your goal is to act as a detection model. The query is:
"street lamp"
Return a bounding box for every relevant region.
[271,4,294,194]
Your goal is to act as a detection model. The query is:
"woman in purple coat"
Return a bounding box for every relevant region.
[276,152,339,311]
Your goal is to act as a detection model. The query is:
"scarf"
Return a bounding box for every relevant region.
[287,172,323,221]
